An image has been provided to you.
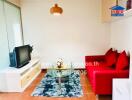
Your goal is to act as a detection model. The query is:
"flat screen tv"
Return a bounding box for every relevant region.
[9,45,31,68]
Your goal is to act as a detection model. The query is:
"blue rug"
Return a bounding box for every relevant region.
[31,71,83,97]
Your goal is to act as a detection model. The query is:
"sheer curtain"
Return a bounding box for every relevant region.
[4,1,23,52]
[0,0,10,69]
[0,1,23,69]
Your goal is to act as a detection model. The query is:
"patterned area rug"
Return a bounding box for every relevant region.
[31,71,83,97]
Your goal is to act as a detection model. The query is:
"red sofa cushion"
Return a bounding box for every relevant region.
[116,51,129,70]
[105,48,113,57]
[105,51,118,67]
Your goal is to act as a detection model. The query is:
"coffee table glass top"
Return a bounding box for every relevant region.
[47,63,74,78]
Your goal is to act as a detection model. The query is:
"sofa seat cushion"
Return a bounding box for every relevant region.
[116,51,129,70]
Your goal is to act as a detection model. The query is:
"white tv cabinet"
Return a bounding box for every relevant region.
[0,58,41,92]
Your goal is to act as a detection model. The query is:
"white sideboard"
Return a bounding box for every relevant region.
[113,79,130,100]
[0,58,41,92]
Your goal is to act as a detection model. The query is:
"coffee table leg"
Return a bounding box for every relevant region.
[58,77,62,94]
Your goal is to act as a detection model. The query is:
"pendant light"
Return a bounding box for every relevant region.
[50,4,63,16]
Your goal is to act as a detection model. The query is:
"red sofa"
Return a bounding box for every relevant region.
[85,49,129,95]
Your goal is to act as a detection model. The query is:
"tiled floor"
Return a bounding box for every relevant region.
[0,71,112,100]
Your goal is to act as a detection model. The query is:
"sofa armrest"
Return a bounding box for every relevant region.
[85,55,105,62]
[93,70,129,94]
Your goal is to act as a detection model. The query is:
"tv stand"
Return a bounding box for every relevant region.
[19,61,29,68]
[0,58,41,92]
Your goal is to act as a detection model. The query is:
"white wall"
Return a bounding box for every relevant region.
[21,0,110,68]
[110,16,132,78]
[110,17,132,52]
[110,15,132,100]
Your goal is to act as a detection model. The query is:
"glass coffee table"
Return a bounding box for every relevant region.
[47,64,74,94]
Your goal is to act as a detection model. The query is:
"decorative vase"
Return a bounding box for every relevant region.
[57,58,63,68]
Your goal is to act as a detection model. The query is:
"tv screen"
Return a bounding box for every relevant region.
[10,45,31,68]
[15,45,31,67]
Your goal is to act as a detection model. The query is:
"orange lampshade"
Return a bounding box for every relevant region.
[50,4,63,15]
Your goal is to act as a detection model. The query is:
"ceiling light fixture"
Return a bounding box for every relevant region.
[50,4,63,16]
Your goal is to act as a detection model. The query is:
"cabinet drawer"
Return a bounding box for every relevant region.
[29,64,41,80]
[21,64,41,88]
[21,73,32,88]
[34,64,41,73]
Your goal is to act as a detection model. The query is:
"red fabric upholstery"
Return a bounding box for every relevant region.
[116,51,129,70]
[85,55,105,63]
[85,49,129,95]
[92,70,129,94]
[105,51,118,67]
[105,48,113,56]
